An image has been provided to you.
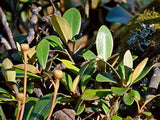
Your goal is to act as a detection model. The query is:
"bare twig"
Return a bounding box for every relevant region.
[49,0,61,16]
[27,4,42,44]
[145,67,160,109]
[0,7,16,49]
[0,36,12,50]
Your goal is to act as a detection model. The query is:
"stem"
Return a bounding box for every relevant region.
[16,101,21,120]
[19,51,27,120]
[47,79,59,120]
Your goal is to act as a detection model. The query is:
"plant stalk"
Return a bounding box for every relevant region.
[47,79,59,120]
[16,101,21,120]
[19,50,28,120]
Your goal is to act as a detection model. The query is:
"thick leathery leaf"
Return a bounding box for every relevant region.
[111,87,129,95]
[81,89,111,100]
[51,15,72,44]
[63,8,81,37]
[1,58,16,82]
[36,39,49,69]
[123,90,136,105]
[96,25,113,61]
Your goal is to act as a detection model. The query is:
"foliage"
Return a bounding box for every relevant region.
[0,0,159,119]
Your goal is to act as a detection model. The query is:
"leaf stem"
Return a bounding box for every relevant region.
[47,79,59,120]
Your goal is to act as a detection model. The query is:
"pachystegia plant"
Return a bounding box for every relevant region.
[0,7,160,120]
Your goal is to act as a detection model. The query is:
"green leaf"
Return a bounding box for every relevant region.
[111,87,129,95]
[0,94,16,102]
[141,111,152,116]
[100,99,110,117]
[61,72,73,92]
[81,62,96,92]
[96,25,113,61]
[82,50,96,61]
[29,94,53,120]
[76,103,85,115]
[72,60,93,93]
[27,82,34,94]
[51,15,72,44]
[97,59,106,72]
[63,8,81,37]
[110,115,123,120]
[19,0,33,3]
[131,58,148,85]
[133,66,153,83]
[22,97,39,120]
[96,72,117,84]
[123,50,133,69]
[1,58,16,82]
[123,90,136,105]
[0,105,6,120]
[134,90,141,101]
[0,87,9,94]
[123,50,133,84]
[44,35,64,51]
[60,59,79,74]
[36,39,49,69]
[81,89,112,100]
[15,68,41,79]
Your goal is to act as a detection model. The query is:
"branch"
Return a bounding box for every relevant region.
[27,4,42,44]
[0,36,12,50]
[145,67,160,109]
[0,7,16,49]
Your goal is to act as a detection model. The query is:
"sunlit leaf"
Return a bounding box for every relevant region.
[82,50,96,61]
[110,115,123,120]
[96,72,117,84]
[51,15,72,44]
[81,89,111,100]
[111,87,129,95]
[63,8,81,37]
[14,64,40,74]
[36,39,49,69]
[133,66,153,83]
[123,90,136,105]
[123,50,133,69]
[96,25,113,61]
[44,35,64,51]
[131,58,148,85]
[141,111,152,116]
[60,59,79,74]
[1,58,16,82]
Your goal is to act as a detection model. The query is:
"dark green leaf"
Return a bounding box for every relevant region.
[100,99,110,117]
[111,87,129,95]
[0,87,9,94]
[96,72,117,84]
[81,89,112,100]
[96,25,113,61]
[15,68,41,79]
[36,39,49,69]
[61,72,73,92]
[123,90,136,105]
[81,62,96,92]
[29,94,53,120]
[63,8,81,37]
[44,35,64,51]
[23,97,39,120]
